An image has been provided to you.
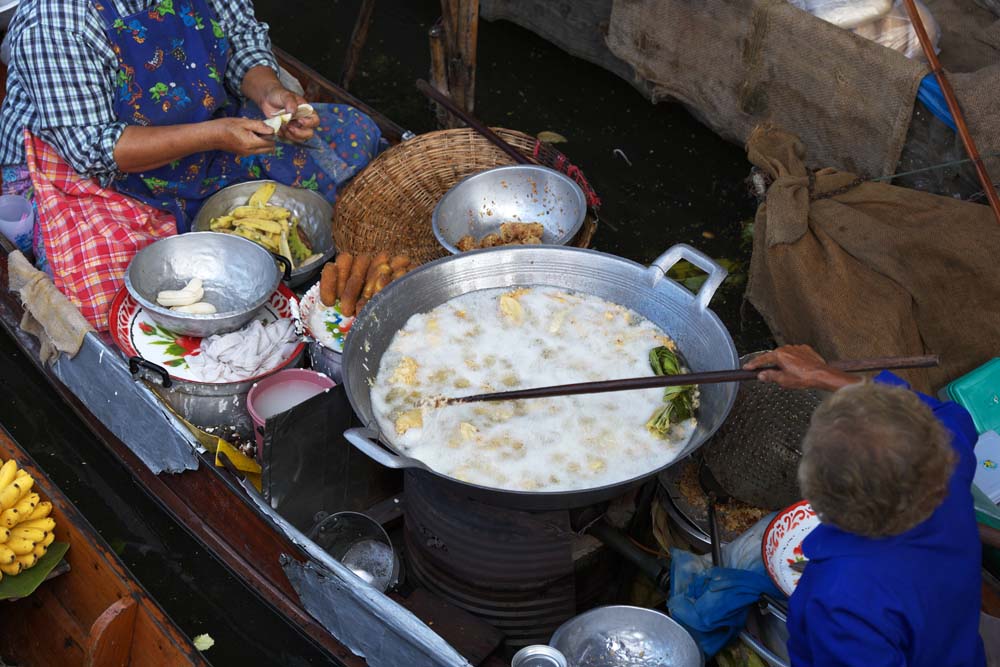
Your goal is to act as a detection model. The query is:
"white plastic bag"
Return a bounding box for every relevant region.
[852,0,940,60]
[786,0,893,29]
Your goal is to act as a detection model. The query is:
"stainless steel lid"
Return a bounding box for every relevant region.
[511,645,569,667]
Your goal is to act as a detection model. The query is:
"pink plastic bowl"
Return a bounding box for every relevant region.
[247,369,335,458]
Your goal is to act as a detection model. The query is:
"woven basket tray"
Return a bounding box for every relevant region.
[333,128,598,266]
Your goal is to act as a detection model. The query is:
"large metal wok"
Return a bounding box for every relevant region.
[342,244,738,510]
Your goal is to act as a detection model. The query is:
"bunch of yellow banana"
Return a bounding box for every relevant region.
[208,182,321,269]
[0,459,55,580]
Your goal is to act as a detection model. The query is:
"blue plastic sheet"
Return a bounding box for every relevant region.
[917,73,956,131]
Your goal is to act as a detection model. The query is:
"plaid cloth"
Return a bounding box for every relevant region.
[0,0,277,185]
[25,130,176,330]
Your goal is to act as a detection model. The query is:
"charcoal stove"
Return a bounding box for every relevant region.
[403,472,613,654]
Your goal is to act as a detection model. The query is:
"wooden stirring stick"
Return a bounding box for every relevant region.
[443,355,939,406]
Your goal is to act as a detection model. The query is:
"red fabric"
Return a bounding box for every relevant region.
[531,140,602,209]
[24,131,177,330]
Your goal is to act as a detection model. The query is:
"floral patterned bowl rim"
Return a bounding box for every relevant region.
[761,499,820,597]
[108,283,305,387]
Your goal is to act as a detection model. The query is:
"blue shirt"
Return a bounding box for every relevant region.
[787,372,985,667]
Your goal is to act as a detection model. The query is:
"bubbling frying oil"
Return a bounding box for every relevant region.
[370,286,697,492]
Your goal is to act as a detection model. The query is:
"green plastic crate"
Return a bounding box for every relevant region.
[946,358,1000,435]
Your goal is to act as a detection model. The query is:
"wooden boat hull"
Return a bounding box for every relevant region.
[0,50,499,666]
[0,430,208,667]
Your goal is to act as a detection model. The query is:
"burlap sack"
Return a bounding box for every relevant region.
[745,126,1000,392]
[607,0,1000,178]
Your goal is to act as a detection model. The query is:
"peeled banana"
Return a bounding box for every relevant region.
[248,181,276,207]
[156,278,204,308]
[231,206,290,221]
[0,457,57,581]
[170,302,217,315]
[263,103,314,133]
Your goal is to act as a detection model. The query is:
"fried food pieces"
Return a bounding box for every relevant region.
[456,222,545,251]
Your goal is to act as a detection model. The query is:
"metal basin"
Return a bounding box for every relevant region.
[307,511,400,593]
[432,165,586,253]
[124,232,282,338]
[341,244,738,511]
[550,605,704,667]
[193,180,335,287]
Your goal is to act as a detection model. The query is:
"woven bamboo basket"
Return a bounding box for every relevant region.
[333,128,598,266]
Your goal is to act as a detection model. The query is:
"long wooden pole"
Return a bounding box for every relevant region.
[339,0,376,91]
[446,354,940,404]
[416,79,528,163]
[901,0,1000,223]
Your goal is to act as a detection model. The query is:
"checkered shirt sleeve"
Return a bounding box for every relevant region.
[218,0,279,96]
[8,5,125,185]
[0,0,277,185]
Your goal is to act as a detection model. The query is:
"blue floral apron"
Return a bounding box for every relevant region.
[95,0,380,232]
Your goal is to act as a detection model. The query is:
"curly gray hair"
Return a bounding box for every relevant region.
[799,381,955,538]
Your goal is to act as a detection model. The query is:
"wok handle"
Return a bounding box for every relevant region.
[343,427,432,472]
[270,252,293,282]
[128,356,172,389]
[647,244,727,311]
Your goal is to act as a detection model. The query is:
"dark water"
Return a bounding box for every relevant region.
[0,2,769,666]
[255,0,769,351]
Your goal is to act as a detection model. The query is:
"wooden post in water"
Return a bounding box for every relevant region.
[428,20,451,128]
[437,0,479,127]
[340,0,376,91]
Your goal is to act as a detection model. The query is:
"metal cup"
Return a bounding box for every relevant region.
[510,645,569,667]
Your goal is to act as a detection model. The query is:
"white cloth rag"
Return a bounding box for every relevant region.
[187,318,298,383]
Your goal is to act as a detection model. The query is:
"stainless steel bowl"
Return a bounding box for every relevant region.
[124,232,282,338]
[193,180,334,287]
[550,606,704,667]
[432,165,586,254]
[307,511,400,593]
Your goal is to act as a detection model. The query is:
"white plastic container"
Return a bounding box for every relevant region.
[0,194,33,254]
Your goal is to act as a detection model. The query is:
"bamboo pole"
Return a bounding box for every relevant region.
[900,0,1000,224]
[340,0,377,91]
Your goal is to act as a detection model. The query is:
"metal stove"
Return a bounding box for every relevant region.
[403,472,610,653]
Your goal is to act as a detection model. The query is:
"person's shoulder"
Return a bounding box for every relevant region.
[17,0,96,32]
[800,554,909,605]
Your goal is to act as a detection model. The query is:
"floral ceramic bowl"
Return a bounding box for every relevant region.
[762,500,820,597]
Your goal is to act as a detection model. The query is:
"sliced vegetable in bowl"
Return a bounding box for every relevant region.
[208,182,320,269]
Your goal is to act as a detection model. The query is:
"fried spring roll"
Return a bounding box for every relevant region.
[364,264,392,299]
[334,252,353,300]
[319,262,338,307]
[341,253,371,316]
[366,252,389,281]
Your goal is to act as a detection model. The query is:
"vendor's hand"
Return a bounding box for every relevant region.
[209,117,276,157]
[259,85,319,143]
[743,345,860,391]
